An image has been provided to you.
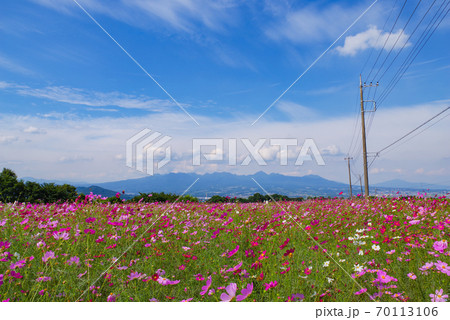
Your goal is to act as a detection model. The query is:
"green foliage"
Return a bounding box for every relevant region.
[130,192,199,203]
[206,193,304,203]
[0,168,78,203]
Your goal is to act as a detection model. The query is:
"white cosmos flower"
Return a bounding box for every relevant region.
[354,264,364,272]
[323,261,330,267]
[372,244,381,251]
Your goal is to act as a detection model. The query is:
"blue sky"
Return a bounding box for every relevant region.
[0,0,449,186]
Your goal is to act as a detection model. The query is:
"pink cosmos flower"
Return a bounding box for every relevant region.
[434,261,449,275]
[107,294,117,302]
[42,251,56,263]
[157,277,180,285]
[220,283,237,302]
[407,273,417,280]
[0,274,3,286]
[84,229,95,235]
[226,261,243,273]
[200,276,212,295]
[264,281,278,291]
[375,270,396,284]
[429,289,448,302]
[354,288,367,295]
[227,245,239,257]
[386,250,395,255]
[36,276,52,282]
[236,283,253,301]
[66,256,80,266]
[181,298,193,302]
[53,232,70,241]
[9,259,26,269]
[419,262,434,274]
[433,240,448,253]
[128,271,145,281]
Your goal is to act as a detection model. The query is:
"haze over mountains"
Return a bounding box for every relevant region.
[23,172,450,198]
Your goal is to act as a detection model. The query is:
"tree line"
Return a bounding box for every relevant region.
[0,168,77,203]
[0,168,315,204]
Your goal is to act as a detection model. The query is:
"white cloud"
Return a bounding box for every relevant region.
[58,155,94,163]
[336,26,411,56]
[265,3,382,44]
[0,136,19,144]
[1,82,179,112]
[0,100,449,185]
[31,0,239,33]
[24,126,46,134]
[0,54,33,75]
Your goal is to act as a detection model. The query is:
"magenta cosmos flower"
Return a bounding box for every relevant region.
[354,288,367,295]
[429,289,448,302]
[433,240,448,253]
[227,245,239,257]
[200,276,212,295]
[264,281,278,291]
[220,282,253,302]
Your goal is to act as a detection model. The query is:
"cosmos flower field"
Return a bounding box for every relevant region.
[0,194,449,302]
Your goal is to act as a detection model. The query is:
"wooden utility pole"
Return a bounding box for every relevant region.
[344,157,353,198]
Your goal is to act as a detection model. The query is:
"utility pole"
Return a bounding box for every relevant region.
[344,157,353,198]
[359,75,378,198]
[358,174,363,195]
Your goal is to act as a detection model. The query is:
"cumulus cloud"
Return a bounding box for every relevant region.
[265,2,382,44]
[336,26,411,56]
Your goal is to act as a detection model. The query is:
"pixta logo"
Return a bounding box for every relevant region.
[126,129,172,175]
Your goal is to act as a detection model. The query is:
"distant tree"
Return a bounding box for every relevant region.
[0,168,23,202]
[0,168,78,203]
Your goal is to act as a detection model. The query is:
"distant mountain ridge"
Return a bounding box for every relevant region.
[95,171,349,197]
[21,172,450,198]
[373,179,450,190]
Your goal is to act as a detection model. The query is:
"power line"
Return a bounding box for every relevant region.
[368,106,450,168]
[365,0,408,81]
[377,0,439,82]
[377,0,450,106]
[360,0,400,75]
[369,0,423,83]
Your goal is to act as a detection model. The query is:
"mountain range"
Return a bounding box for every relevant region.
[22,172,450,198]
